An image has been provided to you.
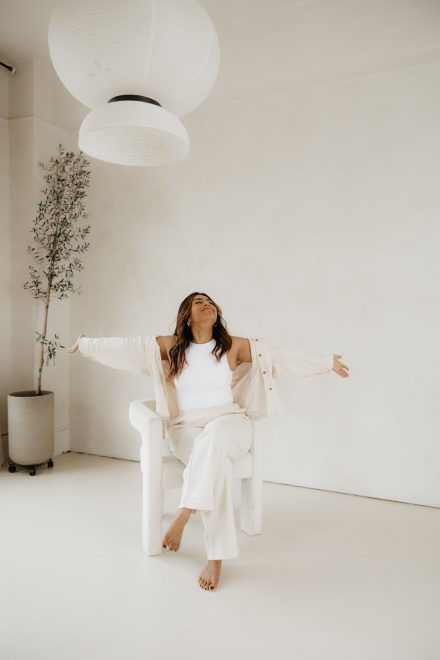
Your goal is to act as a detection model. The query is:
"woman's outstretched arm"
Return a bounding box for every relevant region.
[68,334,152,376]
[271,344,349,378]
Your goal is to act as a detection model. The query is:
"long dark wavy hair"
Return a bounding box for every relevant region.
[167,291,233,382]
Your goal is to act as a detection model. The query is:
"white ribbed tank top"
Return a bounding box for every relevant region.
[173,339,234,412]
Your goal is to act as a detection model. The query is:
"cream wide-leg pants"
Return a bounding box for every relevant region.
[166,403,252,560]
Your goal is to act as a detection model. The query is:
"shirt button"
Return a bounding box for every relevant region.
[268,387,272,390]
[258,353,262,357]
[263,370,266,374]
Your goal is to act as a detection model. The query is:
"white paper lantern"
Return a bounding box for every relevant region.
[48,0,220,166]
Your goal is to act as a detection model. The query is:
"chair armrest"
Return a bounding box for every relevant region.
[129,399,161,433]
[249,416,264,477]
[128,399,164,473]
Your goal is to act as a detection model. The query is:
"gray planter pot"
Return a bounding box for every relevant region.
[7,391,55,471]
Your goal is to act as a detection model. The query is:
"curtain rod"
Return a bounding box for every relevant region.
[0,61,16,74]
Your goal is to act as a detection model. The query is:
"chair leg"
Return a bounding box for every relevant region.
[142,469,164,555]
[140,421,164,556]
[240,474,262,536]
[240,417,263,535]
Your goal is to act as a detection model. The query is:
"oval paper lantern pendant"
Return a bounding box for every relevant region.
[48,0,220,166]
[78,97,190,166]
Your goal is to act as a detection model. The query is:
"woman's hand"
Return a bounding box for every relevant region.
[332,354,350,378]
[68,334,86,354]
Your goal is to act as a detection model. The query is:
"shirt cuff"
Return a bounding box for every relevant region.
[78,336,91,358]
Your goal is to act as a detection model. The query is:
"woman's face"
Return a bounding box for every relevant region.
[190,294,218,325]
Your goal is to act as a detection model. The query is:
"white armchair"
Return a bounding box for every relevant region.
[128,399,264,556]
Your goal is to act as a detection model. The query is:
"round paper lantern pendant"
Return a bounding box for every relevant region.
[48,0,220,166]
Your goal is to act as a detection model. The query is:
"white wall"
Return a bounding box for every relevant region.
[2,0,439,508]
[0,70,11,466]
[68,1,440,508]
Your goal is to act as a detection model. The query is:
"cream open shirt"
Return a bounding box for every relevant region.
[78,336,333,423]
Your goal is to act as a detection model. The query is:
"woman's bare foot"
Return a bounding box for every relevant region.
[162,508,194,551]
[199,560,222,590]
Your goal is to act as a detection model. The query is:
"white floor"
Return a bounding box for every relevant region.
[0,451,438,660]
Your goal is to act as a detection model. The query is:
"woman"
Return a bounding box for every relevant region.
[68,291,349,591]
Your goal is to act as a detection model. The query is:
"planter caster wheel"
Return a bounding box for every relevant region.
[29,467,37,476]
[8,464,16,473]
[47,459,54,469]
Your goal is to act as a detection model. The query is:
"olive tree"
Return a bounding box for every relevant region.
[23,144,92,395]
